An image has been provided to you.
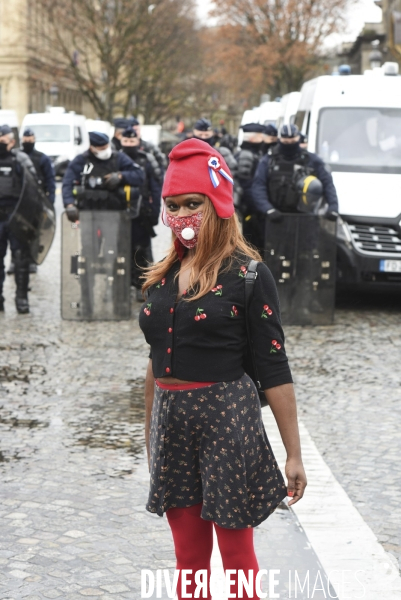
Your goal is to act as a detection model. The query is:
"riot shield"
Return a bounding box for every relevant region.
[264,215,336,326]
[61,211,131,320]
[8,168,56,265]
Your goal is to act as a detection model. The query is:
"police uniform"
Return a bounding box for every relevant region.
[62,131,144,212]
[263,123,278,155]
[61,131,144,319]
[111,118,129,152]
[235,123,267,252]
[251,124,339,219]
[252,125,339,322]
[0,125,38,313]
[14,129,57,275]
[128,117,167,175]
[21,129,56,204]
[120,127,162,298]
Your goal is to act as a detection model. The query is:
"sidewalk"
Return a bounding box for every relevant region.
[0,195,400,599]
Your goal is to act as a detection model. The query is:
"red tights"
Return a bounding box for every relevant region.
[166,503,260,599]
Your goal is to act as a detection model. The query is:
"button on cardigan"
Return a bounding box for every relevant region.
[139,255,293,389]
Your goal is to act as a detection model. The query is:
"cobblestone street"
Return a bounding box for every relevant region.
[1,192,401,599]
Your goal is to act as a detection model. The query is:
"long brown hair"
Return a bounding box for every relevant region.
[142,197,261,301]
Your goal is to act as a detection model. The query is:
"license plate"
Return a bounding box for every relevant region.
[380,260,401,272]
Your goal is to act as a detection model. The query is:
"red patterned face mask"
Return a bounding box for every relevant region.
[166,212,203,249]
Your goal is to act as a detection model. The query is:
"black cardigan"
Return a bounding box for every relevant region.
[139,255,293,389]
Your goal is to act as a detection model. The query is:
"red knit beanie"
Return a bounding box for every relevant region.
[162,139,235,219]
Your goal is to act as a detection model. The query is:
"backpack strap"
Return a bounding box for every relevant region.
[245,260,262,392]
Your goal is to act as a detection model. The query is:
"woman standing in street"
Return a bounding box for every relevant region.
[139,139,307,600]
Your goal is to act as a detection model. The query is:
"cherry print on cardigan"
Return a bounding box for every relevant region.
[144,303,152,316]
[231,305,238,317]
[238,266,247,278]
[211,284,223,295]
[270,339,282,353]
[261,304,273,318]
[194,308,207,321]
[156,278,166,288]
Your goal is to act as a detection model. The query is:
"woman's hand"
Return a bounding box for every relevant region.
[264,383,307,506]
[285,457,307,506]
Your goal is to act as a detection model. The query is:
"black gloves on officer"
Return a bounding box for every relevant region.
[104,172,121,190]
[66,205,79,223]
[266,208,283,222]
[325,210,339,222]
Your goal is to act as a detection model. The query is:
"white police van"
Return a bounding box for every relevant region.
[296,63,401,289]
[21,108,89,176]
[276,92,301,132]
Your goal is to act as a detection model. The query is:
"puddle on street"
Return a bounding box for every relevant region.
[68,378,146,472]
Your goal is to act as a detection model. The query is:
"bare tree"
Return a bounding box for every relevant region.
[207,0,355,103]
[33,0,202,122]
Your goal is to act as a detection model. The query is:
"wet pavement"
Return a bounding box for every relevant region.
[0,191,401,598]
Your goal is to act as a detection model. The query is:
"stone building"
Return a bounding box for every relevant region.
[0,0,94,124]
[338,0,401,74]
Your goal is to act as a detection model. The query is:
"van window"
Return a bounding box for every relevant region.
[25,125,70,143]
[263,119,277,127]
[317,107,401,173]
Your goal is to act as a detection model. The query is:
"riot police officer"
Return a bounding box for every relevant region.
[129,117,167,175]
[252,125,339,324]
[62,131,144,217]
[18,128,56,274]
[192,118,238,176]
[263,124,278,154]
[61,131,144,319]
[120,127,162,300]
[0,124,37,314]
[111,118,129,152]
[21,129,56,205]
[251,124,339,223]
[235,123,266,252]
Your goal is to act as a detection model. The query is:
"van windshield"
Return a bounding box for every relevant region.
[317,107,401,173]
[26,125,70,143]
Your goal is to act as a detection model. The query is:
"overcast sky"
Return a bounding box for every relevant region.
[196,0,382,48]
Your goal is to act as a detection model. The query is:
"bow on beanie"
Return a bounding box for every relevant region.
[162,139,235,219]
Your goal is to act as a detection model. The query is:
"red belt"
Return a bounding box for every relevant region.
[155,379,216,391]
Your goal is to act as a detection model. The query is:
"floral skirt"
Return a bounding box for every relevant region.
[146,374,287,529]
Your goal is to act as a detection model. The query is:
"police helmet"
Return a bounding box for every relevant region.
[194,118,212,132]
[23,128,35,137]
[280,124,299,139]
[296,174,323,213]
[0,124,12,136]
[122,126,137,138]
[89,131,110,147]
[241,123,265,133]
[113,118,130,130]
[264,124,278,137]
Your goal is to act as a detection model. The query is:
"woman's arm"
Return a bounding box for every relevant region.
[144,359,155,470]
[264,383,307,506]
